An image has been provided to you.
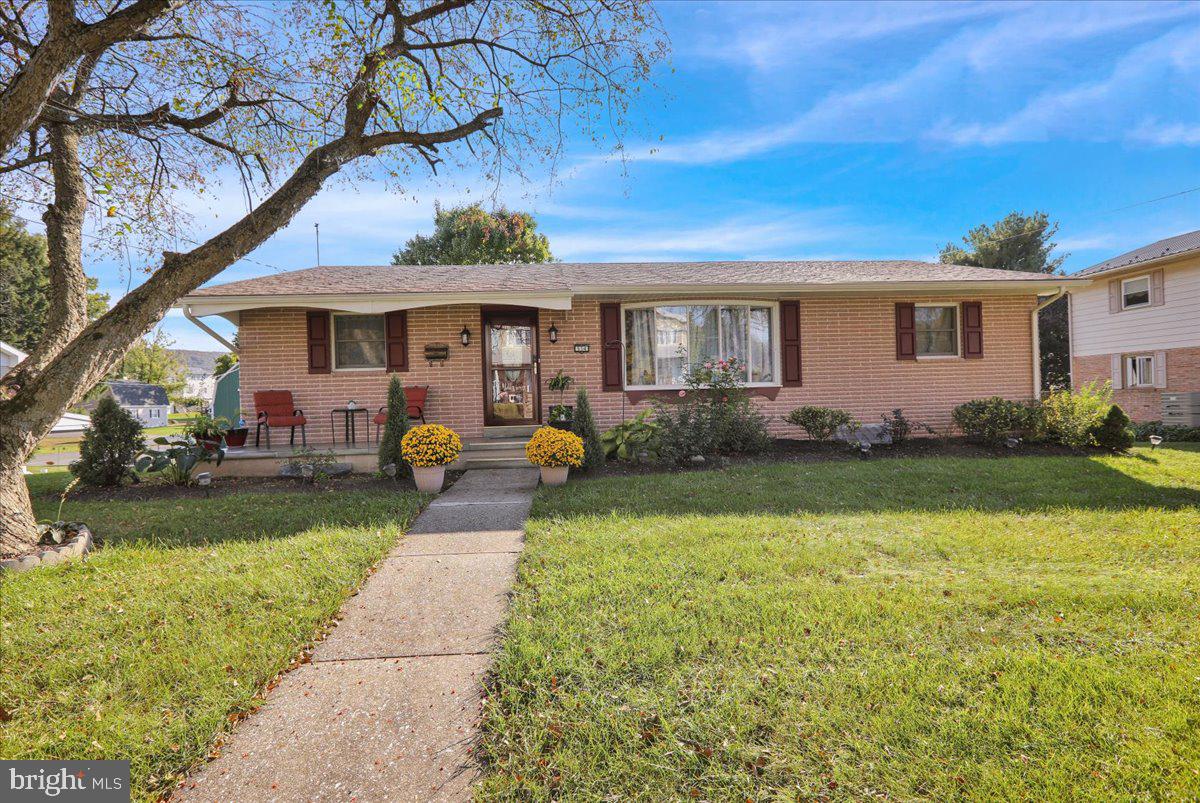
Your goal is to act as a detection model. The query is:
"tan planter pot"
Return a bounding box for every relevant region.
[540,465,569,486]
[412,465,446,493]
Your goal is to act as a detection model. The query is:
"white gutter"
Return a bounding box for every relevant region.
[183,305,238,353]
[1031,286,1066,399]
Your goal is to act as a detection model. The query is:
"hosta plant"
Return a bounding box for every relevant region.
[135,436,224,486]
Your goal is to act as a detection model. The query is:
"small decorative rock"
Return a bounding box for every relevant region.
[690,455,706,465]
[0,524,94,574]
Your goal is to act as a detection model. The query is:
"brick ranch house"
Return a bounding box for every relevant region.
[177,262,1083,450]
[1069,229,1200,423]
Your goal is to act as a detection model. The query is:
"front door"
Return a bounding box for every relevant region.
[483,312,540,425]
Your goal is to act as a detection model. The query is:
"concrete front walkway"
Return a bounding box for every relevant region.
[175,468,538,802]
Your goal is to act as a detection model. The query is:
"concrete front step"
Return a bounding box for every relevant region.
[460,455,531,469]
[483,424,539,439]
[464,437,529,452]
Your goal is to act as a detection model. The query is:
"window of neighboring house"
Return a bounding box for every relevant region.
[622,302,778,388]
[1125,354,1155,388]
[914,303,959,357]
[1121,275,1151,309]
[333,314,386,370]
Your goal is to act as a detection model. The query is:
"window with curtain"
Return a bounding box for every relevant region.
[623,303,776,387]
[914,304,958,357]
[334,314,386,369]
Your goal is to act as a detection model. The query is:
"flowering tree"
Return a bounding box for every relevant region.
[0,0,666,551]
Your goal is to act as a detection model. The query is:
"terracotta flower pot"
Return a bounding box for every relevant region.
[412,465,446,493]
[540,465,569,486]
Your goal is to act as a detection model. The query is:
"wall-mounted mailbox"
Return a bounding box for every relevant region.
[424,343,450,364]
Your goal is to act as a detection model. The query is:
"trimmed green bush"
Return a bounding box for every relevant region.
[570,387,605,472]
[1133,421,1200,442]
[951,397,1033,446]
[377,377,410,477]
[71,396,143,486]
[1093,404,1134,453]
[786,405,856,442]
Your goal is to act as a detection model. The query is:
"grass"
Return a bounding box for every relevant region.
[1,469,425,801]
[478,446,1200,800]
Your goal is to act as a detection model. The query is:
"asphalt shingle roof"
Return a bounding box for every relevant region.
[189,261,1069,298]
[107,380,169,407]
[1075,229,1200,277]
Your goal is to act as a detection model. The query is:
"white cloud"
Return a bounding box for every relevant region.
[550,208,869,261]
[609,2,1200,165]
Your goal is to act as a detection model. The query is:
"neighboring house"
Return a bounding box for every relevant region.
[1069,230,1200,422]
[176,262,1084,443]
[0,340,25,375]
[1,340,92,434]
[168,348,228,404]
[91,380,172,424]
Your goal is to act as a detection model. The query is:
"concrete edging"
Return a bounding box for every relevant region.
[0,525,94,573]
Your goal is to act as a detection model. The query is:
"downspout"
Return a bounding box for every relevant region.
[1031,286,1066,399]
[183,305,238,353]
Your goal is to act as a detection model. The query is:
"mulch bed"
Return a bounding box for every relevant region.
[42,470,465,503]
[587,438,1097,479]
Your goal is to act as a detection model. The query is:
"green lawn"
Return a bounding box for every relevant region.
[33,422,187,455]
[2,470,424,801]
[478,446,1200,800]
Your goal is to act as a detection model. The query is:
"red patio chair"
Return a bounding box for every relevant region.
[374,386,427,443]
[253,390,307,448]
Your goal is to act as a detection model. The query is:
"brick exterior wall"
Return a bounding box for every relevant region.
[238,294,1038,443]
[1072,346,1200,422]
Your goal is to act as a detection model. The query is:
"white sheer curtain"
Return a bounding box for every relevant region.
[624,307,656,386]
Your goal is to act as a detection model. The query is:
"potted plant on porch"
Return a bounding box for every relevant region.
[401,423,462,493]
[525,426,583,486]
[185,414,231,452]
[547,370,575,429]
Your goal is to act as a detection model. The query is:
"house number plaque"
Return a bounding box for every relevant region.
[573,343,590,354]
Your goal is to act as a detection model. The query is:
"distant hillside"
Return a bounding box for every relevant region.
[169,349,228,377]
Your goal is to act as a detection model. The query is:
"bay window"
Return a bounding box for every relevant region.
[623,302,777,388]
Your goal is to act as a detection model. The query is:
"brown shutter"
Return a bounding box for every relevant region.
[780,300,802,386]
[1150,269,1165,306]
[306,310,331,374]
[895,302,916,360]
[385,311,409,372]
[1108,280,1121,313]
[599,302,622,391]
[961,301,983,358]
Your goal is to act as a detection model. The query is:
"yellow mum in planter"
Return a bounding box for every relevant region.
[525,426,584,467]
[401,424,463,467]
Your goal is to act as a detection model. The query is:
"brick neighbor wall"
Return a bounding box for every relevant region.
[1072,347,1200,422]
[238,294,1038,444]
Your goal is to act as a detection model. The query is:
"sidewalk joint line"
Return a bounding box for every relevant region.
[312,649,491,663]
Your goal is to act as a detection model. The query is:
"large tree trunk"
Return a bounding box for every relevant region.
[0,424,40,556]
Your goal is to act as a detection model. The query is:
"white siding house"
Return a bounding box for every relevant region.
[1069,230,1200,422]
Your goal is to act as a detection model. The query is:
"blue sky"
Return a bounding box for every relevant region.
[87,0,1200,349]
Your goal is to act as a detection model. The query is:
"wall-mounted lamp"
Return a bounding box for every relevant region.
[460,326,471,347]
[547,323,559,344]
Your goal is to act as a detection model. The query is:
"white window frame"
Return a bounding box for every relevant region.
[1125,354,1155,388]
[331,312,387,371]
[1120,275,1152,310]
[914,302,961,359]
[620,300,783,390]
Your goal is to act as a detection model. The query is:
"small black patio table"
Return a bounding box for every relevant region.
[329,407,370,446]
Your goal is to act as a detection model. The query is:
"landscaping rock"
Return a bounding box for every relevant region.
[836,423,893,445]
[279,462,353,478]
[1,525,94,574]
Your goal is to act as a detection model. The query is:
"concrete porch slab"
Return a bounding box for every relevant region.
[389,530,524,557]
[174,655,487,803]
[313,552,518,662]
